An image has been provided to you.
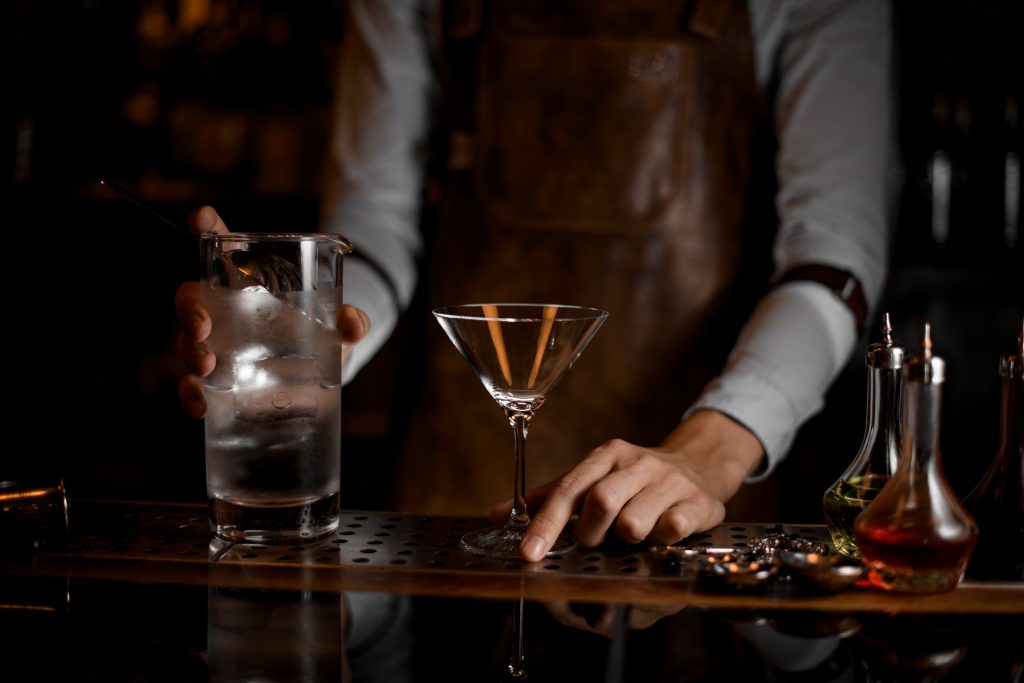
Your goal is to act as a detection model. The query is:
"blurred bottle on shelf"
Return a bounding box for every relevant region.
[925,94,954,252]
[964,324,1023,581]
[894,0,1022,271]
[87,0,340,199]
[1000,94,1020,254]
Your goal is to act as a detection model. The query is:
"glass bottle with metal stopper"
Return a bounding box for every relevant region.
[854,323,978,593]
[823,313,905,559]
[964,322,1023,580]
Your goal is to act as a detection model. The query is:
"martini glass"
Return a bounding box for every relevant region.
[434,303,608,559]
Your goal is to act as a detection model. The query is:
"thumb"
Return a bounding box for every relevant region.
[338,305,371,344]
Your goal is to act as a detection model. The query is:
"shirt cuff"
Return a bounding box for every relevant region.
[685,282,858,482]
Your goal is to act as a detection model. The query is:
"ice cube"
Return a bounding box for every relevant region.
[233,356,321,423]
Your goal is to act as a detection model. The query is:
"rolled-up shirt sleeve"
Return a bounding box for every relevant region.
[320,0,434,383]
[688,0,894,479]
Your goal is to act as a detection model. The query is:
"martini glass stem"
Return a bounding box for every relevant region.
[507,409,532,527]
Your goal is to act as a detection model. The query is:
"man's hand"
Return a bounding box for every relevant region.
[174,206,370,419]
[490,410,765,562]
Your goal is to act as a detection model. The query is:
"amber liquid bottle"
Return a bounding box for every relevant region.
[854,324,978,593]
[964,326,1023,581]
[823,314,905,558]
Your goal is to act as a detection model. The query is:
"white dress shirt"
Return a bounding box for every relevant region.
[321,0,893,479]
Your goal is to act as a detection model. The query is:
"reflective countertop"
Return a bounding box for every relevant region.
[2,501,1022,682]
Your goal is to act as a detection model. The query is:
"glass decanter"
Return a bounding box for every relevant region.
[964,323,1023,581]
[823,313,905,558]
[854,323,978,593]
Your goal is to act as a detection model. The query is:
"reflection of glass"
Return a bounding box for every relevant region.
[854,614,970,683]
[508,598,527,680]
[207,587,414,683]
[434,304,607,558]
[207,587,344,682]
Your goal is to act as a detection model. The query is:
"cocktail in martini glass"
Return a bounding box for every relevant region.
[433,303,608,559]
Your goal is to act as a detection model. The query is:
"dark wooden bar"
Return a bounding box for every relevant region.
[3,501,1022,681]
[4,501,1021,613]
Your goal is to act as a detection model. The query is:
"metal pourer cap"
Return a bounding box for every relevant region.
[865,312,905,369]
[906,322,945,384]
[999,319,1023,379]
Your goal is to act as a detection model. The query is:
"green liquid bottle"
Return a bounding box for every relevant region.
[823,313,905,559]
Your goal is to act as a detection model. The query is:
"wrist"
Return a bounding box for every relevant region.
[660,410,765,502]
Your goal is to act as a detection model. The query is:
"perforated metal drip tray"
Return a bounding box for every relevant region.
[48,500,831,580]
[13,501,1022,612]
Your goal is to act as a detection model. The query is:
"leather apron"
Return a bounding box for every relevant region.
[394,0,767,515]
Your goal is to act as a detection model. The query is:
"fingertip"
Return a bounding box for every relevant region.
[341,306,371,342]
[521,535,547,563]
[175,283,213,343]
[188,206,210,233]
[178,376,207,419]
[192,312,212,342]
[189,205,224,235]
[194,346,216,377]
[351,311,369,341]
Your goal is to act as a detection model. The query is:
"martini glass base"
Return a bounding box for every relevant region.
[460,524,577,559]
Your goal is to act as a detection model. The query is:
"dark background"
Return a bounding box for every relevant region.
[7,0,1021,519]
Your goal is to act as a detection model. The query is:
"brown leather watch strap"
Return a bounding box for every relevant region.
[778,264,869,333]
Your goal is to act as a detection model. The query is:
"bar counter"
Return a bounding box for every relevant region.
[3,500,1022,681]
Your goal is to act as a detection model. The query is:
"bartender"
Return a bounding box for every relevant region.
[178,0,892,562]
